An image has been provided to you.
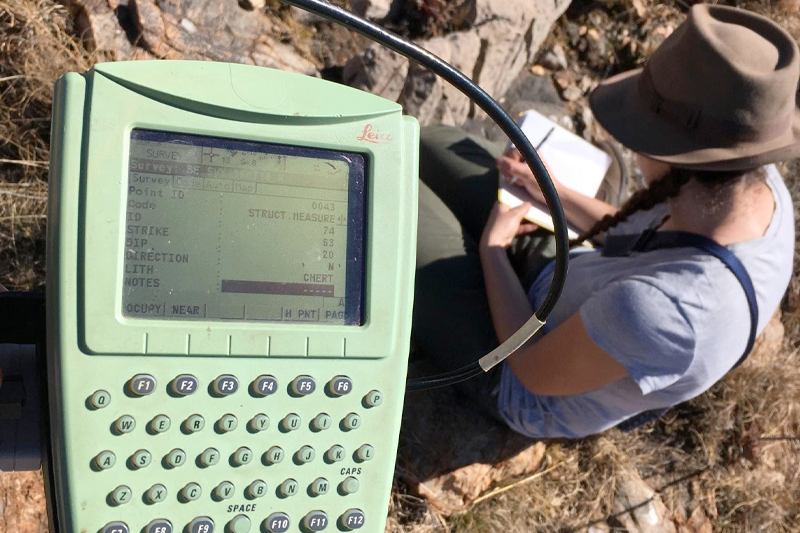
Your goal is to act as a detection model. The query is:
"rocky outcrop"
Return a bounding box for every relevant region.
[65,0,317,74]
[343,0,572,125]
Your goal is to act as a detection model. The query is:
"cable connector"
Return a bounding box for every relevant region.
[478,314,546,371]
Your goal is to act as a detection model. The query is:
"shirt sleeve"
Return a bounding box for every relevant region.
[579,278,696,396]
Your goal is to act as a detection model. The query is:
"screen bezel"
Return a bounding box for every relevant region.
[78,65,417,358]
[124,129,368,326]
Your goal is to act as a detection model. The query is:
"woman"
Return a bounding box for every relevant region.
[412,4,798,438]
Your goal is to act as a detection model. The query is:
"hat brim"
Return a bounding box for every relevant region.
[589,68,800,171]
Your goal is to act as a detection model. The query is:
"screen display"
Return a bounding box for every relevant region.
[122,130,367,325]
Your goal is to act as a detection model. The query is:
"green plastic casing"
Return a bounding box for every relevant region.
[46,61,419,533]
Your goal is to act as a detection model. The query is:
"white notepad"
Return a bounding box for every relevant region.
[498,110,612,243]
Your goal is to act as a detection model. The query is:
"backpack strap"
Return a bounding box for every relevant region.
[603,230,759,432]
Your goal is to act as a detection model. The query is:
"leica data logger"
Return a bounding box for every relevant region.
[46,60,418,533]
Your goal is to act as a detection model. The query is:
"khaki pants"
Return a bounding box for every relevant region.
[413,125,557,420]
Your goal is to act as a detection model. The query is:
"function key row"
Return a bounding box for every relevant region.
[125,374,360,399]
[107,412,365,436]
[104,475,361,506]
[89,378,383,408]
[94,444,375,471]
[102,509,366,533]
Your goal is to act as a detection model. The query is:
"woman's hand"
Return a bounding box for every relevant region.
[497,149,561,203]
[480,202,538,249]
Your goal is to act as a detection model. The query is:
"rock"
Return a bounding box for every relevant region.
[66,0,318,74]
[398,31,482,126]
[612,464,678,533]
[131,0,317,74]
[561,85,583,102]
[0,471,48,533]
[343,0,571,126]
[349,0,399,20]
[539,43,568,70]
[397,361,547,515]
[531,64,548,76]
[64,0,151,59]
[342,43,410,103]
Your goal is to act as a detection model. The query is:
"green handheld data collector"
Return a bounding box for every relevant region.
[46,60,419,533]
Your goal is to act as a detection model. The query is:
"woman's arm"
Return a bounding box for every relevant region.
[480,203,629,395]
[498,152,618,240]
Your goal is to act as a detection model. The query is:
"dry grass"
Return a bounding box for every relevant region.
[0,0,93,289]
[0,0,799,531]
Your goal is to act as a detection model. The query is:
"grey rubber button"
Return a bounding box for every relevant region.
[340,509,366,530]
[342,413,361,431]
[217,414,238,433]
[188,517,214,533]
[171,374,198,396]
[89,389,111,409]
[303,511,329,532]
[364,390,383,408]
[312,413,331,431]
[199,447,220,467]
[296,445,315,464]
[150,414,171,433]
[227,514,251,533]
[128,374,156,396]
[184,414,205,433]
[181,483,202,502]
[165,448,187,468]
[110,485,132,505]
[131,449,151,469]
[248,413,270,432]
[263,513,290,533]
[310,477,329,496]
[290,375,316,396]
[264,446,284,465]
[355,444,374,462]
[94,450,116,470]
[212,375,239,396]
[246,479,267,499]
[326,445,345,463]
[146,484,168,504]
[102,522,129,533]
[340,476,360,495]
[214,481,235,500]
[252,375,278,397]
[281,413,301,432]
[146,519,173,533]
[232,447,252,466]
[114,415,136,434]
[328,376,353,396]
[278,478,299,498]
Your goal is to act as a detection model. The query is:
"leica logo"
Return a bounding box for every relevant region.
[357,124,393,144]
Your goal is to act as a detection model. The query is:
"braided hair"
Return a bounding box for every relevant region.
[570,167,767,247]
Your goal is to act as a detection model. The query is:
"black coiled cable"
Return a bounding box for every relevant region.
[279,0,570,391]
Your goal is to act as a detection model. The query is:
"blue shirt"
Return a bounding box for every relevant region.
[496,165,795,438]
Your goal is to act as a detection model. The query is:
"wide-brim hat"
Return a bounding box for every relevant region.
[590,4,800,171]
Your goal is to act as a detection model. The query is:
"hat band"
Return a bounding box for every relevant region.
[637,65,794,146]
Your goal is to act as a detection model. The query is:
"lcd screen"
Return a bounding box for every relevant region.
[122,130,367,325]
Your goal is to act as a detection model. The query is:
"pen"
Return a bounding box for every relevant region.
[508,126,555,185]
[536,126,555,150]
